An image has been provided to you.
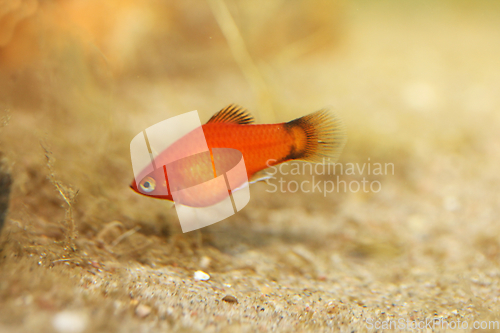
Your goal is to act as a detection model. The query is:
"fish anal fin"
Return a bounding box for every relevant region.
[207,104,255,125]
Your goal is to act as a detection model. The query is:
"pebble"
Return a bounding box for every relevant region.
[222,295,238,304]
[52,311,88,333]
[135,304,152,318]
[194,270,210,281]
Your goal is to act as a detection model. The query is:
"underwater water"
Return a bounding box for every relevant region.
[1,0,500,332]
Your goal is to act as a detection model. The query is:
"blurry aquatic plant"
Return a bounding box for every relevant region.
[0,154,11,233]
[207,0,275,122]
[41,143,79,251]
[0,110,11,233]
[207,0,344,122]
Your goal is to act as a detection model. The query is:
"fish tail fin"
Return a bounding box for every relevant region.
[286,109,347,163]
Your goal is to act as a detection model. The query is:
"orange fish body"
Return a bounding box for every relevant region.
[204,122,295,176]
[130,104,346,207]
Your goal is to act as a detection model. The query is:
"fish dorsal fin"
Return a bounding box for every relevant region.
[207,104,254,125]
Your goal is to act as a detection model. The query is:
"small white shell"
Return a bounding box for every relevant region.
[193,270,210,281]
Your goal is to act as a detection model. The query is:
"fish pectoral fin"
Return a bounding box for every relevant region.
[228,170,271,194]
[249,170,274,184]
[231,181,249,193]
[207,104,255,125]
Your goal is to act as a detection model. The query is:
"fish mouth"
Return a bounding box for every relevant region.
[130,179,138,192]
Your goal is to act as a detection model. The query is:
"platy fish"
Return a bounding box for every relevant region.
[130,104,346,207]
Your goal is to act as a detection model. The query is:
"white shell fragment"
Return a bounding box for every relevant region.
[194,270,210,281]
[52,311,88,333]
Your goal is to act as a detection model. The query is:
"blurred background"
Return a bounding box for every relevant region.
[1,0,500,332]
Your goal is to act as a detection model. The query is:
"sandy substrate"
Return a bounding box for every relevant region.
[1,1,500,332]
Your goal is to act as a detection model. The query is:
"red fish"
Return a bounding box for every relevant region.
[130,104,346,207]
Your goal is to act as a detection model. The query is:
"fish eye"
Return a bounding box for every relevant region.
[139,177,156,193]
